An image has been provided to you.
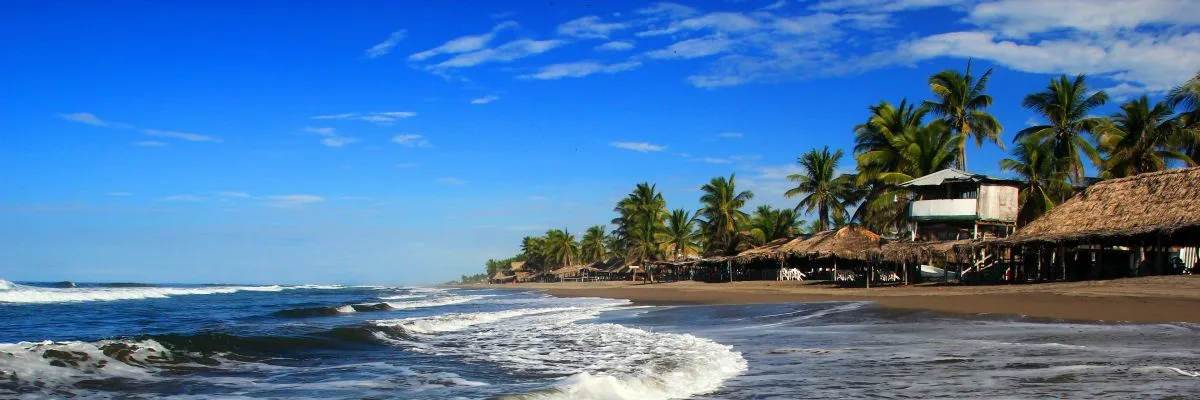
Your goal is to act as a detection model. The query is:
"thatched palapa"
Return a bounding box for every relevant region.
[872,239,974,264]
[732,237,796,264]
[550,264,601,277]
[782,226,881,261]
[1005,167,1200,246]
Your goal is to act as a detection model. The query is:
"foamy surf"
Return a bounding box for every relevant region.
[372,307,574,334]
[0,282,284,304]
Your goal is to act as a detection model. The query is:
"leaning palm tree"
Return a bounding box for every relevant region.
[853,99,930,232]
[1015,74,1109,183]
[1167,70,1200,163]
[1001,137,1073,225]
[1096,96,1194,178]
[614,182,668,263]
[656,209,701,260]
[579,225,609,263]
[747,205,800,245]
[786,146,858,232]
[541,229,579,268]
[697,174,754,256]
[924,59,1004,171]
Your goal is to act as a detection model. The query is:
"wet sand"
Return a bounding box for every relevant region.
[468,275,1200,323]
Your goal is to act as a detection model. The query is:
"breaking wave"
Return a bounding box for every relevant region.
[272,295,484,318]
[0,280,363,304]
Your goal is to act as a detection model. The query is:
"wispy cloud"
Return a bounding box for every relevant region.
[305,127,360,147]
[437,177,468,186]
[520,60,642,80]
[392,134,431,147]
[470,95,501,104]
[410,21,518,61]
[595,41,635,52]
[364,29,407,59]
[645,36,734,59]
[265,194,325,208]
[703,157,733,164]
[59,112,115,127]
[311,111,417,125]
[143,129,222,143]
[610,141,666,152]
[717,132,744,139]
[217,191,253,198]
[432,38,565,69]
[132,140,168,147]
[557,16,630,39]
[162,194,205,202]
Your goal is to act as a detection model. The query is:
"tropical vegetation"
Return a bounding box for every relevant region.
[479,67,1200,279]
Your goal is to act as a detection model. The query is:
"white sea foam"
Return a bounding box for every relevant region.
[0,339,174,389]
[382,295,482,310]
[375,298,747,400]
[0,282,286,304]
[372,307,573,334]
[335,305,357,313]
[378,294,425,301]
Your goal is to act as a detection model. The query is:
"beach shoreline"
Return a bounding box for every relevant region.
[457,275,1200,323]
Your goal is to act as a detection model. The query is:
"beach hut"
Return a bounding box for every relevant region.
[490,272,515,284]
[976,167,1200,281]
[550,264,602,281]
[783,226,882,282]
[900,168,1020,241]
[871,239,975,284]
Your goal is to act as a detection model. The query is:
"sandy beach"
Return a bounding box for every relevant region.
[468,275,1200,323]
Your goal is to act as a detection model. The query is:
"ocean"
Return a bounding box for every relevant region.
[1,280,1198,399]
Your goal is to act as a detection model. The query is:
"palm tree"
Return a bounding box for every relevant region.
[1097,96,1194,178]
[786,146,858,232]
[924,59,1004,171]
[541,229,579,268]
[1001,137,1072,225]
[697,174,754,255]
[747,205,800,245]
[520,236,546,269]
[853,99,930,232]
[579,225,609,263]
[657,209,700,260]
[614,182,668,263]
[1015,74,1109,183]
[1167,71,1200,163]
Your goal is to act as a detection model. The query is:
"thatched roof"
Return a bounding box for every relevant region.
[491,272,514,281]
[1007,167,1200,245]
[871,239,974,264]
[513,271,541,282]
[510,261,526,271]
[733,237,798,264]
[550,264,602,276]
[783,226,881,260]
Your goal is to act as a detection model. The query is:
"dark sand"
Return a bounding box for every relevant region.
[469,275,1200,323]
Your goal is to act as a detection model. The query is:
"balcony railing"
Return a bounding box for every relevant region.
[909,198,977,221]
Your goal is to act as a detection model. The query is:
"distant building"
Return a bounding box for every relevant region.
[900,169,1020,241]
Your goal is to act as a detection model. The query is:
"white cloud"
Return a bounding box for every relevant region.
[639,12,761,37]
[364,29,407,59]
[311,111,416,125]
[437,177,467,186]
[305,127,360,147]
[637,2,698,19]
[266,194,325,208]
[162,194,204,202]
[717,132,743,138]
[392,134,431,147]
[409,21,518,61]
[610,141,666,152]
[432,39,565,69]
[105,192,132,196]
[557,16,629,39]
[763,0,787,10]
[595,41,635,52]
[143,129,222,143]
[703,157,733,164]
[132,141,168,147]
[811,0,964,12]
[217,191,253,198]
[646,36,734,59]
[470,95,501,104]
[519,60,642,80]
[59,112,111,127]
[899,30,1200,92]
[966,0,1200,38]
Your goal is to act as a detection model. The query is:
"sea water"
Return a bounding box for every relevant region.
[0,279,1197,399]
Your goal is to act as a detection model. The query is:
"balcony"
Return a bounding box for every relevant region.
[909,198,977,221]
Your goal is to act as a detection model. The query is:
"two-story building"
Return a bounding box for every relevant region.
[900,169,1020,241]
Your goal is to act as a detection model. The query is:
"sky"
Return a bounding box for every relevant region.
[1,0,1197,285]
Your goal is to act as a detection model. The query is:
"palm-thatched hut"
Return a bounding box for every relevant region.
[870,239,976,284]
[785,226,881,260]
[550,264,602,281]
[974,167,1200,281]
[490,271,515,284]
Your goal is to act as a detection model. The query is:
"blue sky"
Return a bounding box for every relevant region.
[2,0,1196,285]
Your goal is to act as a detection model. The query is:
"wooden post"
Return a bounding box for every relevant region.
[1155,235,1165,276]
[902,260,908,285]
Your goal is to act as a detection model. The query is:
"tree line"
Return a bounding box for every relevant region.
[479,65,1199,278]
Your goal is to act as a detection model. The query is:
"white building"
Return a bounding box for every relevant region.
[900,169,1020,241]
